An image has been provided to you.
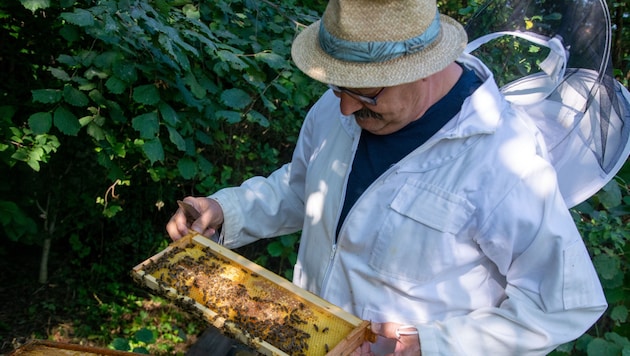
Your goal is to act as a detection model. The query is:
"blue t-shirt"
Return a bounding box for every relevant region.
[336,65,483,236]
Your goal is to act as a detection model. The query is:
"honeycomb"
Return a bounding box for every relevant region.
[132,233,372,356]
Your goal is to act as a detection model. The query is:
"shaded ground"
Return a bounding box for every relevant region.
[0,240,75,354]
[0,240,199,355]
[0,238,281,355]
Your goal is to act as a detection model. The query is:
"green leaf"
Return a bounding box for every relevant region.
[280,234,297,247]
[53,106,81,135]
[59,24,80,42]
[216,50,248,70]
[132,113,159,139]
[255,52,287,70]
[600,180,623,210]
[63,86,89,107]
[61,9,95,27]
[32,89,62,104]
[593,253,620,280]
[215,110,242,124]
[109,338,130,351]
[267,241,284,257]
[158,102,179,125]
[142,139,164,164]
[184,72,206,99]
[84,68,108,80]
[177,157,197,179]
[246,110,269,127]
[113,61,137,82]
[57,54,79,66]
[167,126,186,151]
[182,4,200,19]
[134,328,155,344]
[133,84,160,105]
[20,0,50,12]
[86,122,105,141]
[587,338,615,356]
[131,347,149,354]
[28,112,53,134]
[611,305,629,324]
[105,76,127,95]
[220,88,251,110]
[50,67,71,81]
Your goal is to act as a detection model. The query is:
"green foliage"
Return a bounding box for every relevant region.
[266,233,300,280]
[550,175,630,356]
[1,0,630,354]
[100,294,201,355]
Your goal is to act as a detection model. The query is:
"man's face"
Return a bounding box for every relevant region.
[332,79,432,135]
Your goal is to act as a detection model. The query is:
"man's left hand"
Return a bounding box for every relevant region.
[351,322,421,356]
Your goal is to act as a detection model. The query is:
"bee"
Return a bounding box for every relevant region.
[313,324,319,332]
[322,327,329,333]
[325,344,329,353]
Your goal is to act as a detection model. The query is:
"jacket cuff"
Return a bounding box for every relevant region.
[417,324,441,355]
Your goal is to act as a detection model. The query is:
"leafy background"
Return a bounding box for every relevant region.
[0,0,629,354]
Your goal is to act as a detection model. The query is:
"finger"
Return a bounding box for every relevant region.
[186,197,223,236]
[371,322,401,339]
[166,208,190,241]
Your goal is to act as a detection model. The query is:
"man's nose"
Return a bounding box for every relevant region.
[339,93,365,116]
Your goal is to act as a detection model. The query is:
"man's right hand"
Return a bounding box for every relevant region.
[166,197,224,241]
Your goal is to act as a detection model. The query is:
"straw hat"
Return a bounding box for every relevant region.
[291,0,468,88]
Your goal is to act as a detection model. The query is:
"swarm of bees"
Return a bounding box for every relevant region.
[138,242,324,355]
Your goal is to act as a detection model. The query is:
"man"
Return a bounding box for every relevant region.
[167,0,607,354]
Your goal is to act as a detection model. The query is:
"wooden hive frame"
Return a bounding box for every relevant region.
[132,233,374,356]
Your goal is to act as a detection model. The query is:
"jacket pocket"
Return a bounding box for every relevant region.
[368,180,476,282]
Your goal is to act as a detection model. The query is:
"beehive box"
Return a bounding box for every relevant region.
[9,340,145,355]
[131,232,374,355]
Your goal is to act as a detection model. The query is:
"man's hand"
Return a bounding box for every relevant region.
[166,197,224,241]
[352,322,421,356]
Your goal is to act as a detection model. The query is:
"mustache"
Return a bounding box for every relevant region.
[353,108,384,121]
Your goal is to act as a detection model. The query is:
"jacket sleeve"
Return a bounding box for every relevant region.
[416,159,607,355]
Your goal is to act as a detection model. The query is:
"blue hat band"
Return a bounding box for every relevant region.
[318,11,441,63]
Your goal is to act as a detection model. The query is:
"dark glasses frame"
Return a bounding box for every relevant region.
[328,84,386,105]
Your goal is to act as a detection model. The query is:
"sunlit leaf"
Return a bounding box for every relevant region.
[19,0,50,12]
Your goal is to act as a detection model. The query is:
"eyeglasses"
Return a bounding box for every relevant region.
[328,84,386,106]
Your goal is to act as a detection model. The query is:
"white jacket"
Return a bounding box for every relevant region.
[211,54,607,355]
